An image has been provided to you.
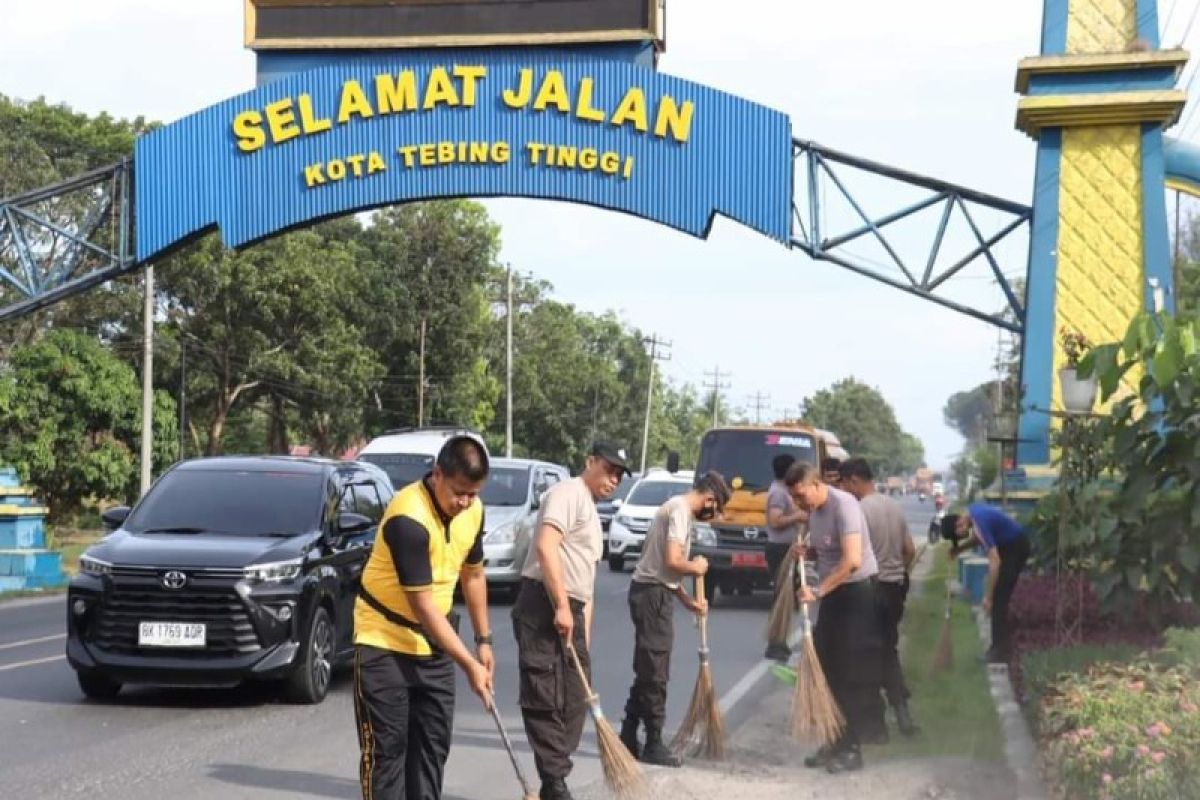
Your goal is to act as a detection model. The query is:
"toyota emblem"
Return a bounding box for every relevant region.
[161,570,188,590]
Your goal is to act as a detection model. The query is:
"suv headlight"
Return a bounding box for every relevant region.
[485,522,516,545]
[694,523,717,547]
[615,515,633,528]
[244,558,303,583]
[79,555,112,577]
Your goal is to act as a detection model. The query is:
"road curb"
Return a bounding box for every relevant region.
[971,604,1049,800]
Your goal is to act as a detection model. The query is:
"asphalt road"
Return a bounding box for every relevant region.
[0,494,938,799]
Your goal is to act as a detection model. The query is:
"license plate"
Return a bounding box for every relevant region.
[732,552,767,568]
[138,621,206,647]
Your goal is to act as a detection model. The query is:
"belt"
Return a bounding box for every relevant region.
[358,584,460,652]
[522,578,585,612]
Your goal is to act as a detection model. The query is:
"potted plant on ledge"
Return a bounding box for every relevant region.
[1059,328,1097,413]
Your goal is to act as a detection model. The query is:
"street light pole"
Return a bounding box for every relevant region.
[506,265,514,458]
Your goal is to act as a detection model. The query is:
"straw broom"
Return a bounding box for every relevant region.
[564,641,646,799]
[789,548,845,746]
[485,693,539,800]
[671,574,726,760]
[764,547,799,647]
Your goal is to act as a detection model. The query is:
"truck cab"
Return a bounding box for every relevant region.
[690,423,828,603]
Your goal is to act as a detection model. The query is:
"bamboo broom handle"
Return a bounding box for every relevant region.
[797,537,814,630]
[695,574,709,657]
[564,640,599,703]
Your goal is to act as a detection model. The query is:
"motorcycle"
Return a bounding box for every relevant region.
[927,494,947,544]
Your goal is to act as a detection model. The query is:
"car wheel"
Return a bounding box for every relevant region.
[286,605,335,705]
[77,671,122,700]
[608,554,624,572]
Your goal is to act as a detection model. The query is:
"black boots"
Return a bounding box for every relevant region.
[540,777,575,800]
[825,745,863,774]
[894,701,919,737]
[619,716,641,759]
[639,725,682,768]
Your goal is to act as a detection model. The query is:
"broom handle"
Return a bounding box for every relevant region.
[564,640,599,703]
[797,538,814,631]
[695,574,709,655]
[487,695,536,796]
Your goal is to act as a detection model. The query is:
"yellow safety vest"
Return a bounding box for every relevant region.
[353,477,484,656]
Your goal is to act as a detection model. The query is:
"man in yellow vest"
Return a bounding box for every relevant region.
[513,442,630,800]
[353,434,495,799]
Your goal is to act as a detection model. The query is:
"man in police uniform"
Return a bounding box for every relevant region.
[513,442,629,800]
[353,435,495,799]
[619,470,730,766]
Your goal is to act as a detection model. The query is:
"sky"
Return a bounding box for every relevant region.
[3,1,1198,470]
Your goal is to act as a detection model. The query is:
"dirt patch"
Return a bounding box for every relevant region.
[577,683,1017,800]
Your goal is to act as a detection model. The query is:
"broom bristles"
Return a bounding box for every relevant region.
[671,665,726,760]
[765,550,798,645]
[790,635,845,746]
[592,707,647,799]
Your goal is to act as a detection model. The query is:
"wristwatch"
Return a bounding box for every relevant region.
[475,633,494,646]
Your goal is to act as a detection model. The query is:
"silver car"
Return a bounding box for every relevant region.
[481,458,570,594]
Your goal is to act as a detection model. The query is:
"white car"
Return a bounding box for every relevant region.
[356,426,488,489]
[606,470,694,572]
[480,458,570,593]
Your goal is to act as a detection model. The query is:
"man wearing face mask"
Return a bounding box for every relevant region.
[619,470,731,766]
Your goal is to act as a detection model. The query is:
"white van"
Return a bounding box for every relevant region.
[356,426,488,490]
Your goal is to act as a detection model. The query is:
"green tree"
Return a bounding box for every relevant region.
[0,329,176,518]
[800,377,924,475]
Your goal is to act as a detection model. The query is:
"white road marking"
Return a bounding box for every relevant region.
[0,654,65,672]
[0,633,66,651]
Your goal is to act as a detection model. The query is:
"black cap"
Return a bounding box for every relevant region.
[590,442,632,475]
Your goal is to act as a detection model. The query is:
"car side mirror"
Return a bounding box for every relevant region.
[666,451,680,473]
[337,512,375,536]
[611,498,624,509]
[531,483,549,509]
[101,506,131,530]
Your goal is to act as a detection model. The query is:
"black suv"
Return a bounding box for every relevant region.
[66,456,393,704]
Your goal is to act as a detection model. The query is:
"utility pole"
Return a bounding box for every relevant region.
[506,265,514,458]
[140,265,154,497]
[702,365,730,427]
[748,390,771,425]
[640,333,671,474]
[178,338,186,462]
[418,315,427,427]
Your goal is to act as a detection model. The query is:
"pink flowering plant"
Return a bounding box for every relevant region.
[1035,658,1200,799]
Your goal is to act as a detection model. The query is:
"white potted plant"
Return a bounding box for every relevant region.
[1059,328,1097,413]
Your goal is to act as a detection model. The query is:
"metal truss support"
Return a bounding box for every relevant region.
[791,139,1032,334]
[0,160,137,324]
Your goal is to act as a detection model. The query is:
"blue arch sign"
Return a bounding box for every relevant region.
[135,51,792,261]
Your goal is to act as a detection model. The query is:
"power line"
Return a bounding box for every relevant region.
[747,390,772,425]
[702,365,731,427]
[640,333,671,473]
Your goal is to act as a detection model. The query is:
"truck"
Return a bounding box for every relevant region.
[689,422,831,603]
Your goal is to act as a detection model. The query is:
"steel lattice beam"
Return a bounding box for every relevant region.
[0,160,137,323]
[790,139,1031,334]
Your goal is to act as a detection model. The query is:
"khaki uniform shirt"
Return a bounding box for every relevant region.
[521,477,603,603]
[632,495,692,590]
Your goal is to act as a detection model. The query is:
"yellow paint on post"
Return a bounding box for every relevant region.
[1065,0,1136,55]
[1053,124,1144,415]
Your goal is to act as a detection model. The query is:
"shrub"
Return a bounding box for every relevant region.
[1037,660,1200,799]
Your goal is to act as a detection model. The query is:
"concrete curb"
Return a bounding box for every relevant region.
[0,592,64,611]
[970,602,1049,800]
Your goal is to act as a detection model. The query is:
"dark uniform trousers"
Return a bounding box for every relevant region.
[622,581,674,729]
[353,644,456,800]
[876,577,911,706]
[813,579,886,749]
[513,579,591,781]
[765,542,796,646]
[992,535,1031,659]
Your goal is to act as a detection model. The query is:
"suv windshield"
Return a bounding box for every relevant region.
[627,480,690,507]
[696,429,818,491]
[125,468,325,535]
[482,466,532,507]
[359,453,434,490]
